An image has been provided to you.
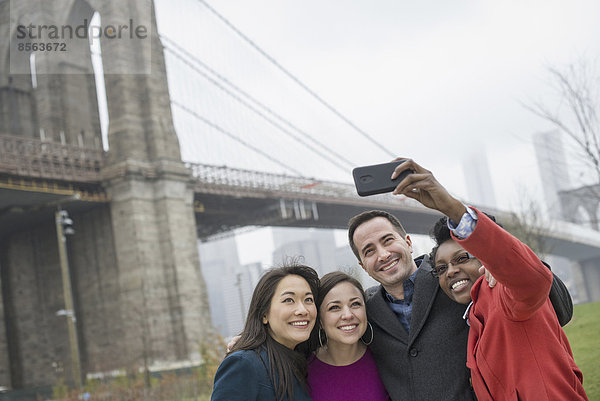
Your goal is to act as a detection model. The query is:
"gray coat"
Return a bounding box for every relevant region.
[366,255,476,401]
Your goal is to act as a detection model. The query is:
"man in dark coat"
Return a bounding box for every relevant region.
[350,210,476,401]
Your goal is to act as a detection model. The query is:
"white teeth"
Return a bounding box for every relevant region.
[451,280,469,290]
[381,260,398,272]
[339,325,357,331]
[290,321,308,326]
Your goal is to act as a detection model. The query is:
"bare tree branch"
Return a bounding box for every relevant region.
[524,59,600,184]
[504,186,553,259]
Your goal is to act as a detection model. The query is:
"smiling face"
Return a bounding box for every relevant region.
[353,217,417,294]
[320,281,367,347]
[435,240,483,304]
[262,274,317,349]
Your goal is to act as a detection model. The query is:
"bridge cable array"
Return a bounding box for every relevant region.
[171,100,304,176]
[194,0,397,159]
[161,35,355,174]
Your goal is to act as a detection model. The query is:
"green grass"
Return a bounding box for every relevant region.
[563,301,600,400]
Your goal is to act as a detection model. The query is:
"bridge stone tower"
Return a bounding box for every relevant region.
[99,0,212,371]
[0,0,211,389]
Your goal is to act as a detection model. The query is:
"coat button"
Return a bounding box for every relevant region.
[409,348,418,357]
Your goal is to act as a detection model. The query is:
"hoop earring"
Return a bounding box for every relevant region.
[318,328,327,348]
[361,322,374,346]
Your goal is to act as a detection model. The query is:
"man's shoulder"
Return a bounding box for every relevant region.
[415,253,433,272]
[365,284,382,301]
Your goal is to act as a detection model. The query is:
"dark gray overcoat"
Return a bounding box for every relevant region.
[366,255,476,401]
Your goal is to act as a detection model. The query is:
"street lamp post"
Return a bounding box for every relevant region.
[55,210,83,390]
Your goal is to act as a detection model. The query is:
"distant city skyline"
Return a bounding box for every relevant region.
[201,225,438,337]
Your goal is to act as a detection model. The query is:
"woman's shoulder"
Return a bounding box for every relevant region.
[224,349,267,367]
[213,350,269,387]
[212,349,275,400]
[227,349,259,359]
[362,347,376,361]
[358,347,380,370]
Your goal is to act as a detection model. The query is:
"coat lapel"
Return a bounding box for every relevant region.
[367,285,409,344]
[408,256,439,346]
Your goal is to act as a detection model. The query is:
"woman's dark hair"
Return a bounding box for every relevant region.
[229,263,319,401]
[318,271,365,311]
[429,212,501,262]
[306,271,366,350]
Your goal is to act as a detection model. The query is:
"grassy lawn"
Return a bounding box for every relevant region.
[563,301,600,400]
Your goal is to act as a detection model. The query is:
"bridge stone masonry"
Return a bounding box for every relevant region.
[2,0,600,393]
[0,0,211,390]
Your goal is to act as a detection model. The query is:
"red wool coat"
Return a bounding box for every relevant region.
[455,210,587,401]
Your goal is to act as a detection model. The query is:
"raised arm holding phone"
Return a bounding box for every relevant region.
[389,158,588,401]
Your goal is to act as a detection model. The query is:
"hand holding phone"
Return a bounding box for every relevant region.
[352,160,413,196]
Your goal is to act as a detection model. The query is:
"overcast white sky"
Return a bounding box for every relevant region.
[157,0,600,204]
[154,0,600,265]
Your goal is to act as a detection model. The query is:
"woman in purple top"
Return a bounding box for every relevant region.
[307,272,390,401]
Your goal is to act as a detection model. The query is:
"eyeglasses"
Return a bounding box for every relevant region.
[431,252,474,278]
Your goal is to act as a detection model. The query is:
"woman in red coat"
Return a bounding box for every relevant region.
[430,209,587,400]
[390,158,588,401]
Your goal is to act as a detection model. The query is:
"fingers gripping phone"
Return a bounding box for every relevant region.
[352,160,413,197]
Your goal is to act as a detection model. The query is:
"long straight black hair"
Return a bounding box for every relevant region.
[228,263,320,401]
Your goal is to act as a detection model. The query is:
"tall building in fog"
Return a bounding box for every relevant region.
[198,236,242,337]
[533,130,571,218]
[532,130,581,302]
[221,262,263,336]
[199,237,265,338]
[271,227,337,276]
[334,243,379,288]
[462,150,497,208]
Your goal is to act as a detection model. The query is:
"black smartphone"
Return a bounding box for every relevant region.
[352,160,413,197]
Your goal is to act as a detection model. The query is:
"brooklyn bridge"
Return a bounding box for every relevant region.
[1,0,600,393]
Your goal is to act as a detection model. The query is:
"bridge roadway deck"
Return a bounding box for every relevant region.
[188,163,600,261]
[1,144,599,261]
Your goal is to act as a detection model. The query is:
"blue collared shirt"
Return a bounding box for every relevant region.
[384,267,419,332]
[448,206,478,239]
